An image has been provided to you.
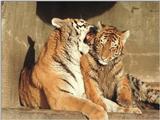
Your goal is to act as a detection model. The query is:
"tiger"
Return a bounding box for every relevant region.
[19,18,110,120]
[83,21,160,110]
[19,18,143,120]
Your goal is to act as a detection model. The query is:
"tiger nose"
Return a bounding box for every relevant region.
[89,26,98,34]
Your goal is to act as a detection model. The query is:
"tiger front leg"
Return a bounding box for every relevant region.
[46,92,108,120]
[80,55,108,111]
[40,77,108,120]
[84,77,108,111]
[116,77,133,107]
[102,97,142,114]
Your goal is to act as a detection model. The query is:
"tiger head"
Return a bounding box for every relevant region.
[51,18,97,54]
[86,22,130,65]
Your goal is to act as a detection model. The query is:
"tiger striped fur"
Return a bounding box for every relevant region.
[127,74,160,109]
[19,18,110,120]
[84,22,160,110]
[19,18,144,120]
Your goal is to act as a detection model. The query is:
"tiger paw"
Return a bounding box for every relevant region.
[88,106,108,120]
[97,98,108,111]
[90,111,108,120]
[129,107,142,114]
[117,77,133,107]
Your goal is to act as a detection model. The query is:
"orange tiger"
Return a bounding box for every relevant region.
[83,21,160,110]
[19,18,110,120]
[19,18,143,120]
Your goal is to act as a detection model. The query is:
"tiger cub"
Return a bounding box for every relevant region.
[81,27,142,114]
[83,22,160,110]
[19,18,110,120]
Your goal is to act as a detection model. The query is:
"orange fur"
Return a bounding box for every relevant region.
[89,24,133,107]
[117,76,132,107]
[81,55,107,111]
[81,23,142,114]
[80,53,142,114]
[19,18,108,120]
[19,19,143,120]
[86,22,159,110]
[19,68,49,108]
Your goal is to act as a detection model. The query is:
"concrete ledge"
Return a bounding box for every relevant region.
[2,108,87,120]
[2,108,160,120]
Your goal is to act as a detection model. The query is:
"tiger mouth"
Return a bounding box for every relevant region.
[79,27,97,55]
[98,60,109,65]
[97,56,110,65]
[84,26,97,45]
[85,32,95,44]
[79,27,94,55]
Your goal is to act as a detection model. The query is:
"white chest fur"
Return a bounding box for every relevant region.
[52,43,86,98]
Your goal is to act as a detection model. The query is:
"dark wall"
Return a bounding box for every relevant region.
[36,2,116,24]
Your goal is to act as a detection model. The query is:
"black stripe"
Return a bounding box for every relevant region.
[64,50,78,65]
[52,56,78,82]
[147,89,154,95]
[64,50,72,62]
[146,89,154,102]
[61,78,75,90]
[58,87,74,95]
[132,77,140,91]
[89,75,99,83]
[61,62,77,82]
[79,24,86,28]
[114,67,123,78]
[90,65,98,72]
[112,60,122,75]
[74,20,78,24]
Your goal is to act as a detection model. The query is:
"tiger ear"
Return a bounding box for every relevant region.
[97,21,105,31]
[51,18,64,28]
[121,30,130,45]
